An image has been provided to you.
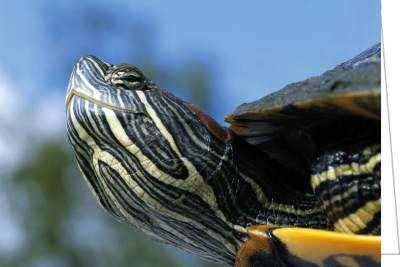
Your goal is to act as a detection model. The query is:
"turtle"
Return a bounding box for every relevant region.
[65,42,381,267]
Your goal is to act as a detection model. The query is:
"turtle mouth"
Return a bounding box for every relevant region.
[65,89,147,116]
[66,94,148,128]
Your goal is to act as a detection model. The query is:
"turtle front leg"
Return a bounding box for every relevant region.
[311,143,381,235]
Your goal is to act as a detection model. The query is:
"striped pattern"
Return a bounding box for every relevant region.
[66,55,380,266]
[311,144,381,235]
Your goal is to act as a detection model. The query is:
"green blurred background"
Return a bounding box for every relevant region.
[0,1,380,266]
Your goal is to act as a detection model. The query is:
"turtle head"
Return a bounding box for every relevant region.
[66,56,239,266]
[66,55,229,182]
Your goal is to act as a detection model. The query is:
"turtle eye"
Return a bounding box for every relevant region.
[120,72,143,89]
[110,68,145,90]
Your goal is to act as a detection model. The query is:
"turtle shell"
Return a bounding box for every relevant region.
[224,43,381,177]
[225,43,381,147]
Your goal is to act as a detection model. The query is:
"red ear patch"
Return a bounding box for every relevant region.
[183,103,228,143]
[157,86,229,143]
[158,87,176,99]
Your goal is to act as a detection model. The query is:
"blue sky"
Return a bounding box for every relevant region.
[0,0,381,126]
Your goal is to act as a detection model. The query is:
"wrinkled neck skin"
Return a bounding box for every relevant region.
[199,124,325,233]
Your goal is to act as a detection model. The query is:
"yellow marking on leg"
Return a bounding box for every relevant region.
[333,199,381,234]
[311,152,381,190]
